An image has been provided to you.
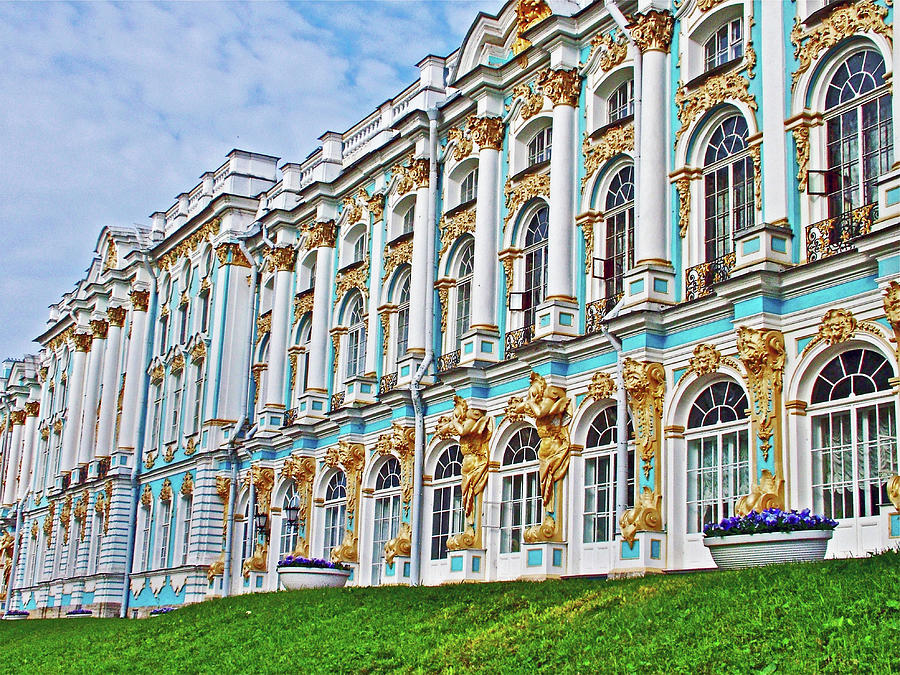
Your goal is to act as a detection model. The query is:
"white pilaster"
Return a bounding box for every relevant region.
[407,183,431,356]
[60,333,90,474]
[472,144,501,331]
[636,47,668,266]
[95,308,125,458]
[118,290,150,453]
[264,247,296,409]
[77,321,107,467]
[307,238,335,394]
[760,0,788,225]
[2,413,24,506]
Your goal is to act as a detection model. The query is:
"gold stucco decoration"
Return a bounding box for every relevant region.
[214,242,251,268]
[882,281,900,364]
[302,220,337,249]
[512,84,544,121]
[242,465,275,578]
[887,475,900,513]
[506,372,572,543]
[435,396,493,550]
[675,72,756,144]
[586,371,616,401]
[150,364,164,385]
[383,237,414,283]
[394,155,430,195]
[90,319,109,340]
[503,173,550,232]
[367,192,385,221]
[620,487,663,545]
[281,456,316,557]
[801,307,885,357]
[255,311,272,344]
[376,422,415,564]
[130,289,150,312]
[72,332,93,353]
[190,341,206,363]
[628,10,674,53]
[157,217,220,271]
[438,208,476,259]
[144,450,156,469]
[266,245,297,272]
[687,344,722,377]
[108,305,127,327]
[44,502,55,546]
[447,123,474,161]
[582,123,634,189]
[140,484,152,508]
[180,472,194,496]
[536,68,581,107]
[467,115,505,151]
[159,478,173,502]
[24,401,40,417]
[736,469,785,516]
[60,494,73,545]
[334,258,369,307]
[48,326,75,352]
[676,177,692,238]
[790,2,891,90]
[590,30,628,70]
[512,0,552,55]
[104,240,118,271]
[293,291,314,324]
[170,352,185,374]
[324,441,365,564]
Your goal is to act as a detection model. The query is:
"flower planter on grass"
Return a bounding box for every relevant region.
[65,610,93,619]
[276,555,351,590]
[3,611,28,621]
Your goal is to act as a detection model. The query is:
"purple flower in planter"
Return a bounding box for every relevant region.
[4,610,29,617]
[66,608,92,615]
[277,555,350,571]
[150,606,176,615]
[703,508,838,538]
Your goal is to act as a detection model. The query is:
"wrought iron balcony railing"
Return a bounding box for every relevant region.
[585,294,623,335]
[283,407,298,427]
[330,392,345,411]
[98,457,111,480]
[504,325,534,360]
[437,349,460,373]
[806,203,876,263]
[379,372,398,395]
[685,252,737,302]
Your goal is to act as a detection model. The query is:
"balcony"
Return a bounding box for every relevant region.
[330,392,345,412]
[379,372,398,395]
[806,203,876,263]
[504,325,534,360]
[437,350,460,373]
[584,294,623,335]
[685,253,737,302]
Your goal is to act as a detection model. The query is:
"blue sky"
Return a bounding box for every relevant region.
[0,0,500,358]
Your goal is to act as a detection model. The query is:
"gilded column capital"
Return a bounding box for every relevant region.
[215,242,251,267]
[9,410,27,426]
[367,193,385,221]
[536,68,581,107]
[394,156,430,194]
[267,245,297,272]
[302,220,336,249]
[107,306,127,327]
[24,402,40,417]
[130,289,150,312]
[90,319,109,340]
[72,332,93,352]
[466,115,504,151]
[38,366,49,383]
[628,10,674,54]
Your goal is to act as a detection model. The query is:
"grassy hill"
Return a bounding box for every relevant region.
[3,552,900,674]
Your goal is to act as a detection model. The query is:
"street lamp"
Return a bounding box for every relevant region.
[284,495,300,532]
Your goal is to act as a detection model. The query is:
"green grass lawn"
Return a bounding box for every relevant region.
[3,552,900,674]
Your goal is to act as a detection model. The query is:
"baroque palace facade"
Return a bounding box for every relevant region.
[2,0,900,618]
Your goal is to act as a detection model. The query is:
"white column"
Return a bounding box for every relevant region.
[546,79,578,301]
[17,403,39,501]
[77,320,107,466]
[31,374,51,493]
[407,182,431,355]
[306,224,336,393]
[265,246,296,407]
[95,307,125,458]
[894,26,900,169]
[2,412,24,506]
[760,0,788,224]
[118,290,150,453]
[60,333,91,474]
[365,205,385,375]
[469,117,503,330]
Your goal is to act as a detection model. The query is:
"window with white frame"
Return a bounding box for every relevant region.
[431,445,464,560]
[192,365,204,434]
[583,406,635,544]
[56,522,68,578]
[460,168,478,204]
[178,306,189,345]
[280,485,299,557]
[352,231,367,264]
[91,510,104,574]
[140,503,152,572]
[685,380,751,533]
[454,241,474,349]
[395,276,411,367]
[371,457,402,584]
[151,384,163,451]
[169,374,182,442]
[810,349,897,520]
[522,206,549,329]
[180,494,192,565]
[199,291,211,333]
[704,18,743,72]
[607,80,634,123]
[499,427,541,554]
[241,501,254,565]
[603,166,635,300]
[703,115,754,261]
[824,50,893,218]
[30,531,43,585]
[344,295,366,380]
[527,127,552,166]
[157,497,172,568]
[401,205,415,235]
[323,472,347,560]
[159,312,169,352]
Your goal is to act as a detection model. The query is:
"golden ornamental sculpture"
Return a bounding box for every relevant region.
[242,465,276,578]
[577,216,595,278]
[24,401,40,417]
[40,426,50,441]
[180,472,194,496]
[74,490,89,542]
[801,307,884,357]
[697,0,726,11]
[503,172,550,231]
[163,444,175,463]
[159,305,170,319]
[590,30,628,71]
[44,502,55,546]
[628,10,674,53]
[687,343,722,377]
[185,436,198,456]
[330,329,343,373]
[61,494,73,545]
[140,484,153,508]
[466,115,505,150]
[367,192,385,221]
[190,341,206,364]
[215,242,251,268]
[884,281,900,364]
[143,450,157,470]
[438,208,476,259]
[104,240,118,271]
[376,422,415,564]
[281,455,316,557]
[53,419,63,435]
[498,249,522,308]
[436,282,451,336]
[620,358,666,545]
[324,441,365,564]
[744,15,757,80]
[586,371,616,402]
[215,475,231,539]
[676,178,692,238]
[435,396,493,550]
[302,219,337,249]
[108,305,127,327]
[255,312,272,344]
[48,326,75,352]
[379,310,392,345]
[293,291,314,324]
[160,478,173,501]
[156,217,221,271]
[736,469,785,517]
[448,123,473,161]
[90,319,109,340]
[675,71,756,144]
[342,191,364,225]
[333,256,370,306]
[38,365,48,382]
[505,372,572,542]
[394,155,430,195]
[383,237,414,283]
[582,123,634,188]
[887,475,900,513]
[72,332,93,353]
[384,522,412,566]
[170,352,185,374]
[536,68,581,107]
[512,0,552,55]
[793,124,812,192]
[790,2,890,90]
[130,289,150,312]
[266,245,297,272]
[149,364,164,385]
[30,521,38,540]
[512,84,544,121]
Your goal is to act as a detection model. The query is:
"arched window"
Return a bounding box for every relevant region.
[280,485,299,557]
[685,380,750,532]
[460,168,479,204]
[703,115,754,261]
[825,50,893,218]
[180,493,192,566]
[607,80,634,123]
[454,241,474,348]
[157,498,172,568]
[395,277,410,365]
[704,18,742,72]
[499,427,541,554]
[810,349,897,520]
[603,166,635,300]
[583,406,634,543]
[431,445,464,560]
[528,127,552,166]
[140,501,152,572]
[371,457,402,584]
[523,206,549,329]
[344,295,366,380]
[402,206,415,235]
[323,472,346,560]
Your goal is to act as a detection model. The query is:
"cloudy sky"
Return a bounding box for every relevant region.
[0,0,500,358]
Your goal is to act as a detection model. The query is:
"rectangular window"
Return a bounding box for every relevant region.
[170,377,182,442]
[499,471,541,553]
[200,294,210,333]
[192,370,204,434]
[704,19,743,72]
[455,280,471,349]
[686,430,749,532]
[159,315,169,352]
[371,495,401,585]
[323,504,346,560]
[91,513,104,574]
[583,455,613,543]
[140,505,152,572]
[179,308,189,344]
[181,497,192,566]
[431,484,464,560]
[158,500,172,568]
[151,386,163,451]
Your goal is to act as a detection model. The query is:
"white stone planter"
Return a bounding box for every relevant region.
[3,614,28,621]
[704,529,834,570]
[65,613,93,619]
[278,567,351,590]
